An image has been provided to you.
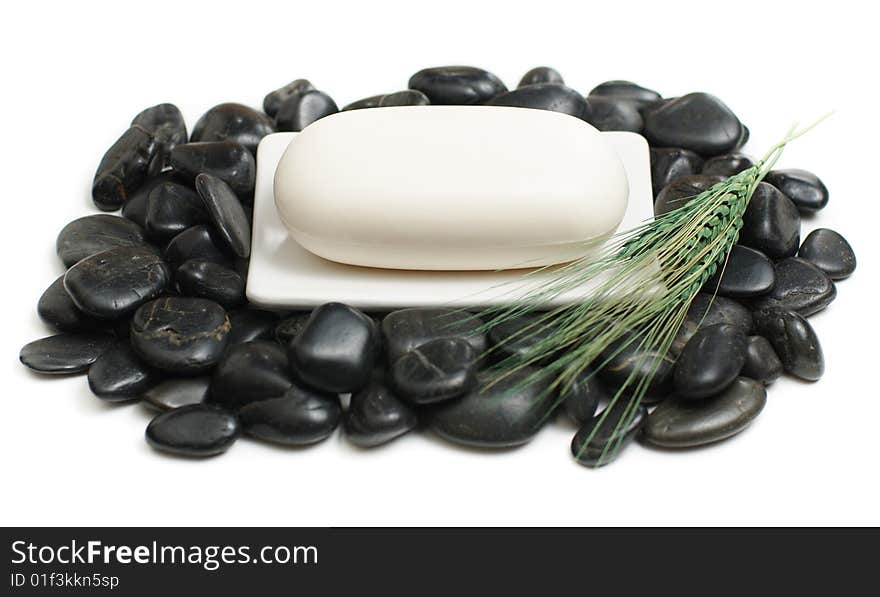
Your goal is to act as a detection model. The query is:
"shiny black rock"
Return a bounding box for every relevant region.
[654,174,725,216]
[122,174,174,230]
[345,382,418,448]
[131,103,187,168]
[63,246,171,319]
[225,309,278,346]
[739,182,801,259]
[670,293,753,355]
[288,303,380,393]
[146,404,240,457]
[142,376,211,411]
[275,89,338,132]
[164,225,231,269]
[341,94,385,111]
[408,66,507,105]
[583,96,644,132]
[145,181,207,241]
[381,308,486,363]
[263,79,314,118]
[131,297,230,373]
[20,333,116,375]
[37,275,101,332]
[195,173,251,258]
[750,257,836,316]
[643,92,743,156]
[674,323,748,399]
[378,90,430,107]
[701,153,754,177]
[56,214,149,267]
[753,309,824,381]
[487,313,556,363]
[599,334,676,398]
[239,384,341,446]
[798,228,856,280]
[518,66,564,87]
[390,337,477,404]
[488,84,586,118]
[587,80,661,109]
[764,169,829,213]
[210,341,293,410]
[176,259,245,308]
[190,103,275,156]
[571,399,647,467]
[92,125,159,211]
[561,369,607,425]
[704,245,775,298]
[169,141,256,199]
[649,147,704,197]
[87,343,162,401]
[741,335,783,384]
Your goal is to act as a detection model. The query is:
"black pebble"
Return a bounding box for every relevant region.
[263,79,314,118]
[750,257,836,316]
[753,309,824,381]
[518,66,564,87]
[195,173,251,258]
[122,174,173,230]
[599,334,675,398]
[275,89,338,132]
[190,103,276,156]
[164,225,231,268]
[764,169,829,213]
[169,141,256,199]
[798,228,856,280]
[142,377,210,411]
[145,181,207,241]
[146,404,240,457]
[571,399,647,467]
[378,90,430,107]
[488,84,586,118]
[210,341,293,410]
[92,125,159,211]
[408,66,507,105]
[741,335,783,384]
[132,103,187,168]
[37,275,101,332]
[583,96,644,132]
[674,323,748,399]
[643,92,743,156]
[487,313,556,363]
[704,245,775,298]
[587,80,661,109]
[225,309,279,346]
[739,182,801,259]
[381,308,486,364]
[701,153,754,176]
[239,385,341,446]
[274,312,311,345]
[390,338,477,404]
[176,259,245,308]
[671,293,753,355]
[654,174,725,216]
[345,382,418,448]
[88,344,162,401]
[561,369,606,425]
[649,147,704,197]
[341,94,385,111]
[56,214,148,267]
[20,333,116,375]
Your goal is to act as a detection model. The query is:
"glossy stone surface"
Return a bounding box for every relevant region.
[209,341,293,410]
[131,103,187,166]
[381,308,487,363]
[408,66,507,105]
[671,293,753,355]
[742,335,783,384]
[674,324,748,399]
[739,182,801,259]
[88,344,161,401]
[288,303,379,393]
[145,404,240,457]
[63,247,171,319]
[195,173,251,258]
[164,225,231,268]
[587,80,661,109]
[345,382,418,447]
[643,377,766,448]
[753,309,824,381]
[487,84,586,118]
[570,399,647,467]
[701,153,754,177]
[518,66,564,87]
[169,141,256,198]
[764,169,829,213]
[561,369,606,425]
[263,79,314,118]
[750,257,836,316]
[599,334,675,398]
[122,174,173,230]
[487,313,555,363]
[20,333,116,375]
[37,275,101,332]
[583,96,644,132]
[275,89,339,132]
[130,297,230,373]
[378,90,430,107]
[649,147,703,196]
[798,228,856,280]
[176,259,245,308]
[56,214,148,267]
[654,174,724,216]
[92,125,158,210]
[274,312,311,345]
[704,245,775,298]
[390,338,477,404]
[643,92,743,156]
[225,309,278,346]
[341,94,385,111]
[190,102,275,156]
[145,181,207,241]
[430,368,554,448]
[142,376,211,411]
[239,384,341,446]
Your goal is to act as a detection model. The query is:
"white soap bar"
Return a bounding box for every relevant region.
[273,106,629,270]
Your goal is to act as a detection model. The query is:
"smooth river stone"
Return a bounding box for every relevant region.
[210,341,293,410]
[19,333,116,375]
[649,147,704,197]
[741,335,783,384]
[378,90,430,107]
[195,173,251,258]
[753,309,824,381]
[263,79,314,118]
[92,125,158,211]
[587,80,661,109]
[122,174,173,230]
[176,259,245,308]
[275,89,339,132]
[169,141,256,199]
[164,225,231,268]
[430,368,554,448]
[798,228,856,280]
[570,399,647,467]
[63,246,171,319]
[583,96,644,133]
[408,66,507,105]
[739,182,801,259]
[190,103,276,156]
[87,343,162,401]
[643,92,743,156]
[56,214,148,267]
[130,297,230,373]
[145,181,207,241]
[670,293,753,355]
[146,404,240,457]
[674,323,747,399]
[142,376,211,411]
[704,245,775,298]
[381,308,486,364]
[239,384,341,446]
[561,369,606,425]
[750,257,836,316]
[38,275,101,332]
[599,334,675,398]
[487,313,556,363]
[701,153,754,177]
[643,377,766,448]
[390,338,477,404]
[224,309,278,346]
[487,84,586,118]
[345,382,418,447]
[131,103,188,168]
[341,94,385,111]
[288,303,380,393]
[653,174,725,216]
[518,66,564,87]
[764,169,829,213]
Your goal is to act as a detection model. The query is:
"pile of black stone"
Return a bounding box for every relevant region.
[19,66,856,466]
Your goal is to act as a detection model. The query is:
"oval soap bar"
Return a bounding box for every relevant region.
[274,106,628,270]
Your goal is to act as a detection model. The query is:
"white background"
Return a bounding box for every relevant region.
[2,0,878,526]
